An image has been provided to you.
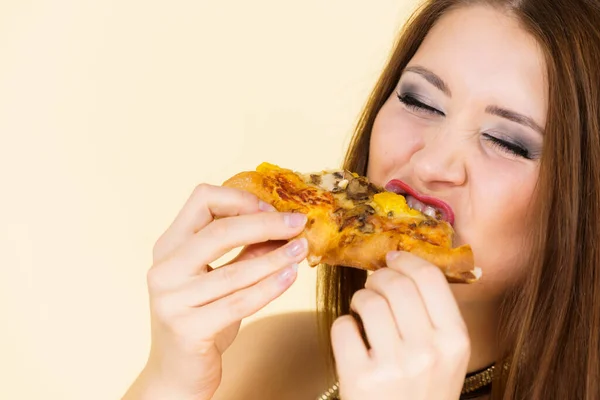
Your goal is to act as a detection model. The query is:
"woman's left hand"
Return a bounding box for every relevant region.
[331,251,471,400]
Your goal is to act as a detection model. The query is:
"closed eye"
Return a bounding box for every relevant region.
[397,91,445,117]
[482,133,533,159]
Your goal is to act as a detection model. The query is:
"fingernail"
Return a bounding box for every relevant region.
[386,251,401,263]
[285,238,307,257]
[284,213,307,228]
[278,264,298,282]
[259,200,276,212]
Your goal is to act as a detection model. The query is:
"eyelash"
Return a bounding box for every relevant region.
[482,134,531,159]
[397,92,445,116]
[396,91,532,160]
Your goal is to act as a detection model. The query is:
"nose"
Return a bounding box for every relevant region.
[410,131,467,189]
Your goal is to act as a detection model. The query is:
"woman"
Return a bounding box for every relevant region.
[122,0,600,399]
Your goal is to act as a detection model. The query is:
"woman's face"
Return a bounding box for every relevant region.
[368,5,547,302]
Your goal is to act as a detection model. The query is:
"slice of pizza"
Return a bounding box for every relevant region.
[222,162,480,283]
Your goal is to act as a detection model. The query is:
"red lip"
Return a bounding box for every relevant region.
[384,179,455,225]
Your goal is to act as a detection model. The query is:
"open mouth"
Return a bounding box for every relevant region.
[385,179,455,225]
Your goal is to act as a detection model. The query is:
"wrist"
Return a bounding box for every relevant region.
[123,365,213,400]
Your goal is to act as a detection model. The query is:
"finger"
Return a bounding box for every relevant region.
[350,289,401,362]
[173,184,275,234]
[331,315,370,379]
[365,268,433,342]
[170,238,308,306]
[171,211,307,275]
[154,184,275,261]
[179,262,299,337]
[150,211,307,290]
[207,241,285,272]
[386,251,465,331]
[225,240,286,266]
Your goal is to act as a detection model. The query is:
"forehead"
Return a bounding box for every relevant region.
[408,5,548,125]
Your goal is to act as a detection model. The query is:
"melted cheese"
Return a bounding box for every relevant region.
[255,162,423,219]
[257,162,283,173]
[370,192,422,218]
[319,173,337,191]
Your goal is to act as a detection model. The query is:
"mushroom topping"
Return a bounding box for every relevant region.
[346,178,371,201]
[364,205,376,215]
[359,222,375,234]
[310,174,322,185]
[331,176,350,193]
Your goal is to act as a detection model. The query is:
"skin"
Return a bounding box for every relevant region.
[122,5,548,400]
[359,3,547,391]
[122,185,311,400]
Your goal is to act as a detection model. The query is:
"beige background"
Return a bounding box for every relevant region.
[0,1,419,399]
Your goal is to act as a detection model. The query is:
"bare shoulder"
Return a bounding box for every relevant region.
[212,311,336,400]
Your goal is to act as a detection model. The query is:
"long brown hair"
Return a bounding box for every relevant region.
[316,0,600,398]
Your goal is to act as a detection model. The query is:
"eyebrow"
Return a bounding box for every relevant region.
[404,65,544,135]
[404,65,452,97]
[485,105,544,134]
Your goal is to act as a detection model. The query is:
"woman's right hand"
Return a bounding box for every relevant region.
[122,184,309,400]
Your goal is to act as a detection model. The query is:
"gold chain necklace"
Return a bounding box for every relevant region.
[317,362,508,400]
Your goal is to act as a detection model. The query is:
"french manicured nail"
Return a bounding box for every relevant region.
[286,238,307,257]
[259,200,277,212]
[278,264,298,282]
[284,212,307,228]
[386,251,402,263]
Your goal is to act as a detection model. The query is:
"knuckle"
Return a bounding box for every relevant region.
[418,344,437,360]
[226,293,249,321]
[366,269,410,296]
[331,315,353,336]
[146,266,165,292]
[239,188,258,205]
[371,364,405,383]
[351,289,384,314]
[367,268,393,285]
[254,213,282,237]
[264,253,282,272]
[192,182,212,199]
[350,289,366,310]
[386,250,411,267]
[413,347,437,372]
[437,331,471,358]
[152,236,163,256]
[151,233,171,263]
[390,275,417,293]
[253,213,270,232]
[388,272,415,293]
[263,211,282,231]
[207,218,229,238]
[453,332,471,352]
[219,265,241,288]
[268,244,289,265]
[401,345,436,378]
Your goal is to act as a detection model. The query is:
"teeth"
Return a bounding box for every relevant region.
[406,195,424,212]
[406,195,438,217]
[424,206,437,217]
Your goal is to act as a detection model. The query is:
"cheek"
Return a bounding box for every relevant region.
[452,164,538,303]
[368,102,424,183]
[461,162,538,285]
